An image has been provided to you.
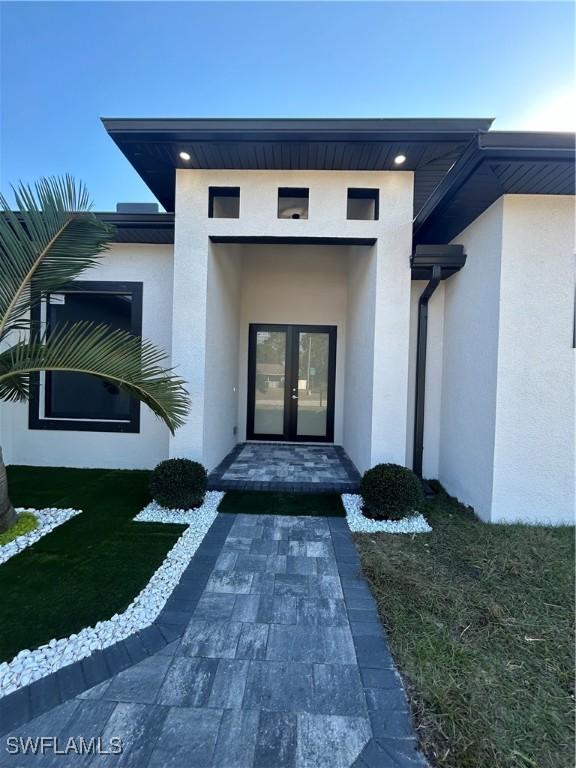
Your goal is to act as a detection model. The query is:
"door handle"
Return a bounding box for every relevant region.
[291,395,298,400]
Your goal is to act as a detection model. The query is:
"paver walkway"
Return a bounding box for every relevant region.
[4,515,426,767]
[208,444,361,493]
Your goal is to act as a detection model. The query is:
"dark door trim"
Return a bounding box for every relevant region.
[247,324,337,443]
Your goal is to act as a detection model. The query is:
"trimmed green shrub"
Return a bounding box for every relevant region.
[361,463,424,520]
[149,459,208,510]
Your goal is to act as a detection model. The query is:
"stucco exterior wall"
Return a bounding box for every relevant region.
[169,173,210,463]
[490,195,575,524]
[406,281,445,478]
[1,244,174,469]
[370,210,414,469]
[439,199,503,520]
[440,194,575,524]
[171,168,414,471]
[203,244,242,470]
[343,246,376,473]
[176,168,411,242]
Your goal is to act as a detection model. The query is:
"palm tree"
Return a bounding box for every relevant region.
[0,176,190,533]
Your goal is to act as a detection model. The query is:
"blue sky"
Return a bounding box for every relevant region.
[1,1,574,210]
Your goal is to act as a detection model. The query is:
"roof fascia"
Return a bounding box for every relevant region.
[95,212,174,227]
[102,117,494,142]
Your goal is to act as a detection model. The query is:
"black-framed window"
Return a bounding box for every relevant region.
[208,186,240,218]
[278,188,309,220]
[29,281,143,433]
[347,188,379,220]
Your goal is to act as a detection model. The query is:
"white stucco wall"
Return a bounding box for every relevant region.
[169,175,210,464]
[237,245,349,446]
[1,244,174,469]
[440,194,575,524]
[343,246,376,474]
[490,195,575,524]
[370,193,414,469]
[439,199,503,520]
[203,244,242,470]
[406,281,445,478]
[179,168,411,242]
[171,168,414,472]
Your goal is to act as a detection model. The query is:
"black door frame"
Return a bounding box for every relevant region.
[247,323,337,443]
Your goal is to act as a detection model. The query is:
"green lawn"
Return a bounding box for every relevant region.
[0,466,185,664]
[217,490,345,516]
[354,484,575,768]
[0,472,344,664]
[0,511,38,545]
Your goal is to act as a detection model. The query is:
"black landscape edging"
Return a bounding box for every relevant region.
[209,478,360,493]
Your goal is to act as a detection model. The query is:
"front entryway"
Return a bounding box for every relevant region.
[247,324,337,442]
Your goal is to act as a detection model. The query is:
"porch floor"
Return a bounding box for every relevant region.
[208,443,361,493]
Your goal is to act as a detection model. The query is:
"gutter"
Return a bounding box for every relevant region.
[412,264,441,478]
[411,245,467,479]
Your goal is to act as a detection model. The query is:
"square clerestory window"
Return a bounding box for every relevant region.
[347,188,379,220]
[209,187,240,218]
[278,188,309,220]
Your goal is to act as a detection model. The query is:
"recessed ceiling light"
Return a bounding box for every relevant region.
[179,151,191,161]
[394,154,407,165]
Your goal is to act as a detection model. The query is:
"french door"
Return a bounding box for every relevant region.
[247,324,337,442]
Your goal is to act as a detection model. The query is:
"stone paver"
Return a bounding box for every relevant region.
[2,514,426,767]
[223,445,351,483]
[208,444,361,492]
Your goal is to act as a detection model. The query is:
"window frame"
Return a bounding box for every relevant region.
[28,280,143,433]
[346,188,380,221]
[208,186,240,219]
[277,187,310,220]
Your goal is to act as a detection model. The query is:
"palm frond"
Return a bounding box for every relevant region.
[0,322,190,433]
[0,176,115,342]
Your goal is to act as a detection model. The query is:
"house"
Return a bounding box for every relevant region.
[1,118,574,524]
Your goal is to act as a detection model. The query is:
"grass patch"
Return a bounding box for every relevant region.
[0,511,38,546]
[217,491,345,517]
[354,486,575,768]
[0,466,185,664]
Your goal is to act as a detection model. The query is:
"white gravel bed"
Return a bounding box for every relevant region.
[0,508,82,565]
[134,493,224,524]
[0,491,224,699]
[342,494,432,534]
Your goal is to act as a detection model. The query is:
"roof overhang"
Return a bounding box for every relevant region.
[96,212,174,244]
[413,131,576,244]
[101,117,494,214]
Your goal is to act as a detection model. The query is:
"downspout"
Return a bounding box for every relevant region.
[412,264,442,478]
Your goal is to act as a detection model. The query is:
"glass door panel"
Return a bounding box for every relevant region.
[248,324,336,442]
[296,332,330,437]
[253,330,287,435]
